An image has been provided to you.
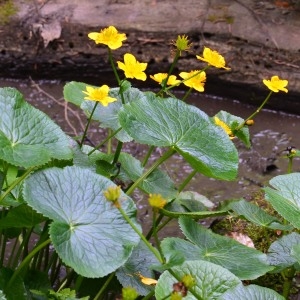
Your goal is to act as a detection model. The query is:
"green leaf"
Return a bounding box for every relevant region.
[84,86,147,142]
[23,166,140,278]
[0,87,73,168]
[166,191,214,213]
[49,288,89,300]
[172,217,273,279]
[119,96,238,180]
[0,268,28,300]
[267,232,300,272]
[116,242,160,296]
[155,260,241,300]
[264,173,300,229]
[291,243,300,265]
[63,81,87,106]
[214,110,250,147]
[0,204,45,228]
[85,150,177,199]
[218,283,285,300]
[229,199,292,231]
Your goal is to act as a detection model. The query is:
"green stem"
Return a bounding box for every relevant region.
[108,48,121,86]
[88,127,122,156]
[6,238,51,289]
[142,146,155,167]
[140,290,155,300]
[235,91,273,131]
[107,128,112,155]
[12,229,33,269]
[112,141,123,165]
[108,47,126,107]
[155,217,173,234]
[287,157,293,174]
[79,102,99,147]
[0,166,36,203]
[282,267,296,299]
[152,210,164,260]
[93,272,115,300]
[182,87,193,102]
[118,206,163,263]
[178,169,197,193]
[156,50,181,96]
[7,236,19,268]
[146,212,164,239]
[126,148,176,195]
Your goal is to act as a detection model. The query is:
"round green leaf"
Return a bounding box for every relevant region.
[219,284,285,300]
[0,87,72,168]
[155,260,241,299]
[267,232,300,272]
[169,217,274,280]
[23,166,140,278]
[119,96,238,180]
[264,173,300,229]
[116,242,159,296]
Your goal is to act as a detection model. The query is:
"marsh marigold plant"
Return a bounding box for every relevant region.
[117,53,148,81]
[83,85,117,106]
[196,47,230,70]
[263,75,288,93]
[179,70,206,92]
[88,25,126,50]
[150,73,181,86]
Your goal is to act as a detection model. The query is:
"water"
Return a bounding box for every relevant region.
[1,77,300,230]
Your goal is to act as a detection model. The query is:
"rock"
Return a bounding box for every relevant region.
[0,0,300,112]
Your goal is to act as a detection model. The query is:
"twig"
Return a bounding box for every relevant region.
[29,78,85,135]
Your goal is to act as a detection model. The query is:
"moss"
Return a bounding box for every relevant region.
[0,0,18,25]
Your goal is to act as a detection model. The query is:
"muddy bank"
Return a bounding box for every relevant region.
[0,0,300,112]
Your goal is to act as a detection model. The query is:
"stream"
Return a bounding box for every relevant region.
[1,77,300,232]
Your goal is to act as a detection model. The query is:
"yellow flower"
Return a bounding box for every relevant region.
[148,194,167,209]
[83,85,117,106]
[150,73,181,86]
[179,70,206,92]
[172,35,192,55]
[214,116,234,139]
[117,53,147,81]
[196,47,230,70]
[263,76,288,93]
[88,26,126,50]
[104,185,121,202]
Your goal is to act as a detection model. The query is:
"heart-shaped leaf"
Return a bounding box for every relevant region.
[267,232,300,272]
[119,95,238,180]
[219,283,285,300]
[155,260,241,300]
[23,166,140,278]
[229,199,292,231]
[161,217,273,280]
[116,242,159,296]
[264,173,300,229]
[0,88,72,168]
